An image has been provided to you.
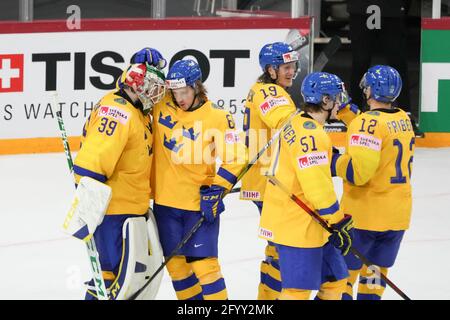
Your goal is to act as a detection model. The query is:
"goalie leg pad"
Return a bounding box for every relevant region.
[109,217,163,300]
[63,176,112,240]
[83,214,135,300]
[137,209,165,300]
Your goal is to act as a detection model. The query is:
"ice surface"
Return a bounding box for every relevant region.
[1,148,449,300]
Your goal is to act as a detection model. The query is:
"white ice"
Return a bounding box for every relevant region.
[1,148,449,300]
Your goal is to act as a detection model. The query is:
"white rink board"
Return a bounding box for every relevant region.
[0,28,306,139]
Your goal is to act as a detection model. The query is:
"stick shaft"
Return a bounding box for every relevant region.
[55,108,109,300]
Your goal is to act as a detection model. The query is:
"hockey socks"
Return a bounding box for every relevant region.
[315,279,347,300]
[166,256,203,300]
[191,258,228,300]
[341,265,389,300]
[357,265,388,300]
[342,268,360,300]
[258,244,282,300]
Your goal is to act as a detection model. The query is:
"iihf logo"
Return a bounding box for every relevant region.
[0,54,24,93]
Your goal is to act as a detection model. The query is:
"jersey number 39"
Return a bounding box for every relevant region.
[98,117,118,136]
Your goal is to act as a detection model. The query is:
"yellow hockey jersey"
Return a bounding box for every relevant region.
[240,82,297,202]
[74,90,153,215]
[151,95,247,211]
[336,103,361,126]
[332,108,415,231]
[259,113,344,248]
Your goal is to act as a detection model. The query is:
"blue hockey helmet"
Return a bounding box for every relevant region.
[359,65,402,103]
[166,59,202,89]
[301,72,345,105]
[259,42,300,72]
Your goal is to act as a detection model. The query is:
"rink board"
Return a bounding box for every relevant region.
[0,17,312,154]
[420,18,450,133]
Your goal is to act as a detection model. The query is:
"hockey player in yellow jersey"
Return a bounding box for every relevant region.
[259,72,354,300]
[240,42,299,300]
[73,56,166,299]
[331,65,415,300]
[151,59,247,300]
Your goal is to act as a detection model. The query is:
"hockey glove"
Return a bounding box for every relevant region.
[328,214,354,256]
[131,47,167,69]
[338,97,359,115]
[200,185,225,223]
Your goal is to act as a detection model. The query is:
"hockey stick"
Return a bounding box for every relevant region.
[54,100,109,300]
[313,35,342,72]
[229,187,240,194]
[266,175,411,300]
[129,110,302,300]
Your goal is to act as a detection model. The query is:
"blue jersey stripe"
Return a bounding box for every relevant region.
[318,201,340,216]
[331,153,341,177]
[346,159,355,184]
[73,165,107,183]
[217,167,237,185]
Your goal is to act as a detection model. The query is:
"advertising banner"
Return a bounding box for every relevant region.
[420,18,450,133]
[0,17,311,153]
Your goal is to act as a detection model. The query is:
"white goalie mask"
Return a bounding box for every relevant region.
[137,65,166,114]
[122,63,166,114]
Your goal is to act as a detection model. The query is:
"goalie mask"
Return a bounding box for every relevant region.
[121,63,166,114]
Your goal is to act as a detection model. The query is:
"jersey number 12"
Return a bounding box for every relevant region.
[390,137,415,184]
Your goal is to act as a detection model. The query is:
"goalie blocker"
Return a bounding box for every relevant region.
[63,177,164,300]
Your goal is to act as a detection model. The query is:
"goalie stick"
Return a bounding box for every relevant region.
[54,97,109,300]
[129,109,302,300]
[266,174,411,300]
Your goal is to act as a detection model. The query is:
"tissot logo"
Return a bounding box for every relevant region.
[0,54,24,93]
